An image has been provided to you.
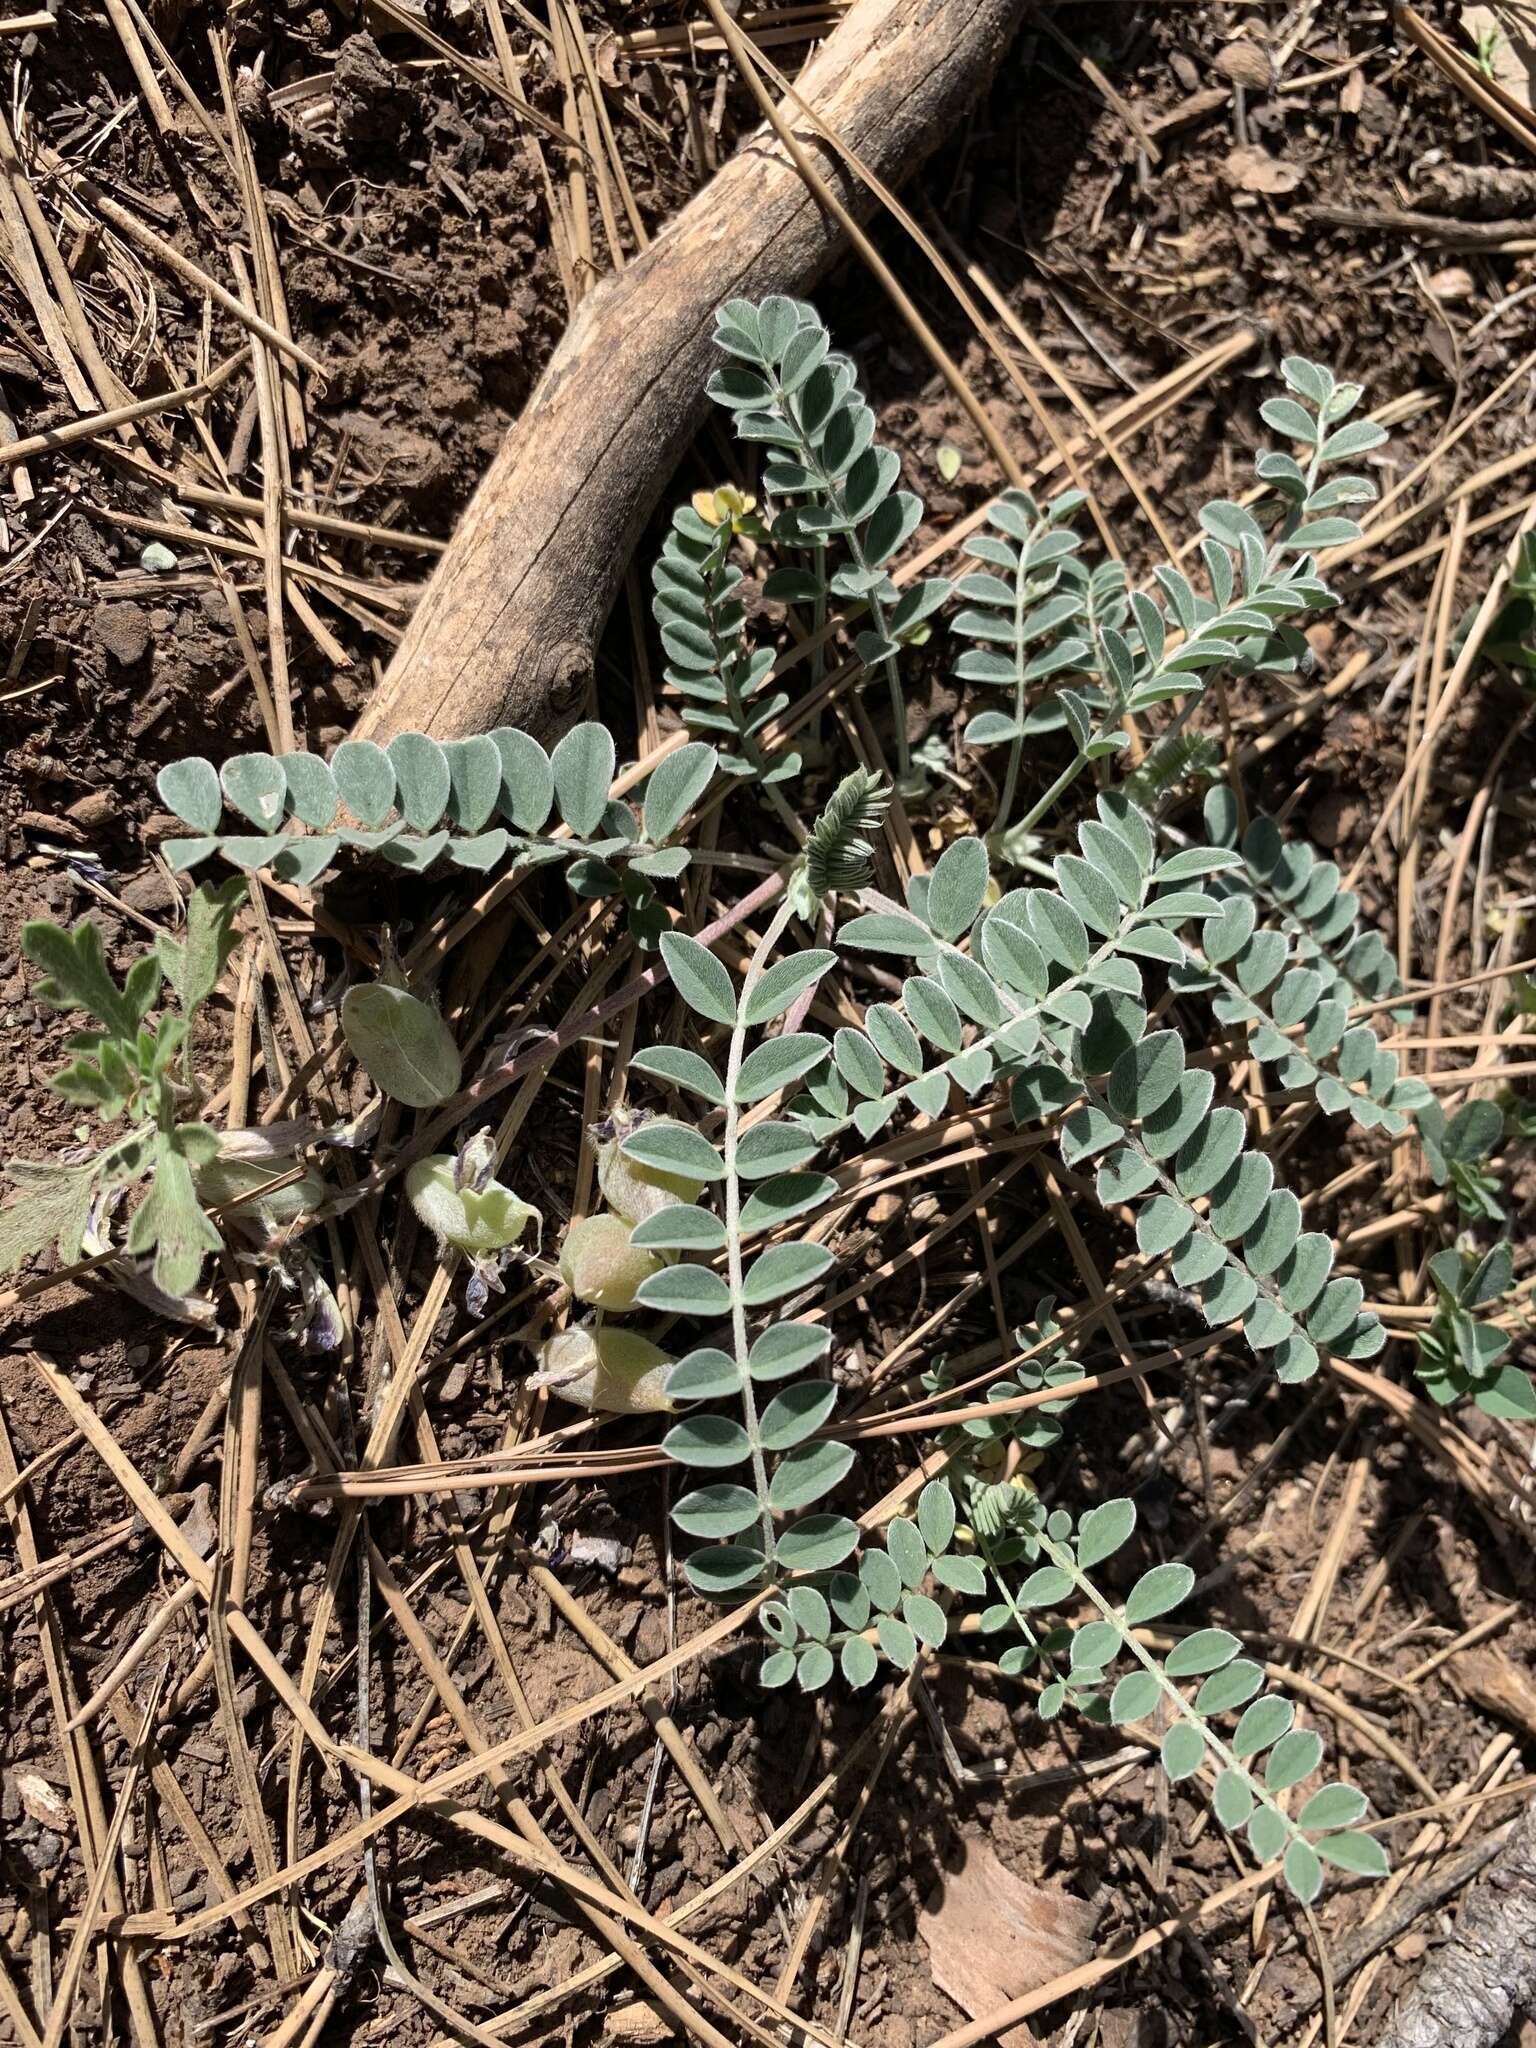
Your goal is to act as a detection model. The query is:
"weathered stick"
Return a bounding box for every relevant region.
[354,0,1028,746]
[1374,1797,1536,2048]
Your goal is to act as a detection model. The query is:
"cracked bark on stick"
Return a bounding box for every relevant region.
[1374,1796,1536,2048]
[353,0,1028,746]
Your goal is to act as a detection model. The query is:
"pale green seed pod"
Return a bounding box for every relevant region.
[558,1212,664,1310]
[595,1133,705,1226]
[194,1153,325,1244]
[529,1325,675,1414]
[405,1154,540,1256]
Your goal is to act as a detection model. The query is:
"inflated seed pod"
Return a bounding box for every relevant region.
[528,1325,675,1414]
[591,1107,705,1225]
[558,1212,664,1310]
[405,1154,540,1256]
[194,1153,326,1244]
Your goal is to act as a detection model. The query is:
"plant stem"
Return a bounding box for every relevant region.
[994,533,1033,832]
[722,895,798,1564]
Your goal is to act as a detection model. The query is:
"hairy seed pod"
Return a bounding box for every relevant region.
[405,1154,540,1256]
[596,1136,704,1225]
[194,1153,325,1243]
[529,1325,675,1414]
[558,1212,665,1310]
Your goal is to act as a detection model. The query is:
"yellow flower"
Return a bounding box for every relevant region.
[691,484,758,534]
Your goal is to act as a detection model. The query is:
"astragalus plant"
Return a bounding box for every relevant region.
[5,298,1488,1911]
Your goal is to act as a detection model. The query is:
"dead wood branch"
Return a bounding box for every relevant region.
[353,0,1028,746]
[1374,1797,1536,2048]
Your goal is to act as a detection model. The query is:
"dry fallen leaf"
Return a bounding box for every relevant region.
[1225,143,1305,194]
[1215,39,1274,91]
[919,1838,1100,2046]
[1341,66,1366,115]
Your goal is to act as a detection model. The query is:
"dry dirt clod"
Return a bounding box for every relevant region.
[1225,143,1303,194]
[333,32,414,145]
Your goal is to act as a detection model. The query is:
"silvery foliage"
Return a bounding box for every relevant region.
[29,306,1447,1908]
[918,1313,1383,1898]
[987,1492,1387,1904]
[949,354,1394,833]
[156,725,719,948]
[658,296,952,789]
[626,315,1431,1903]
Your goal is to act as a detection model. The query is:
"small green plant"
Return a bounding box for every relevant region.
[1417,1241,1535,1419]
[1419,1097,1508,1223]
[12,301,1440,1924]
[0,881,244,1292]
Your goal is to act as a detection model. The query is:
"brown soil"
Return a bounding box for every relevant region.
[3,4,1536,2046]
